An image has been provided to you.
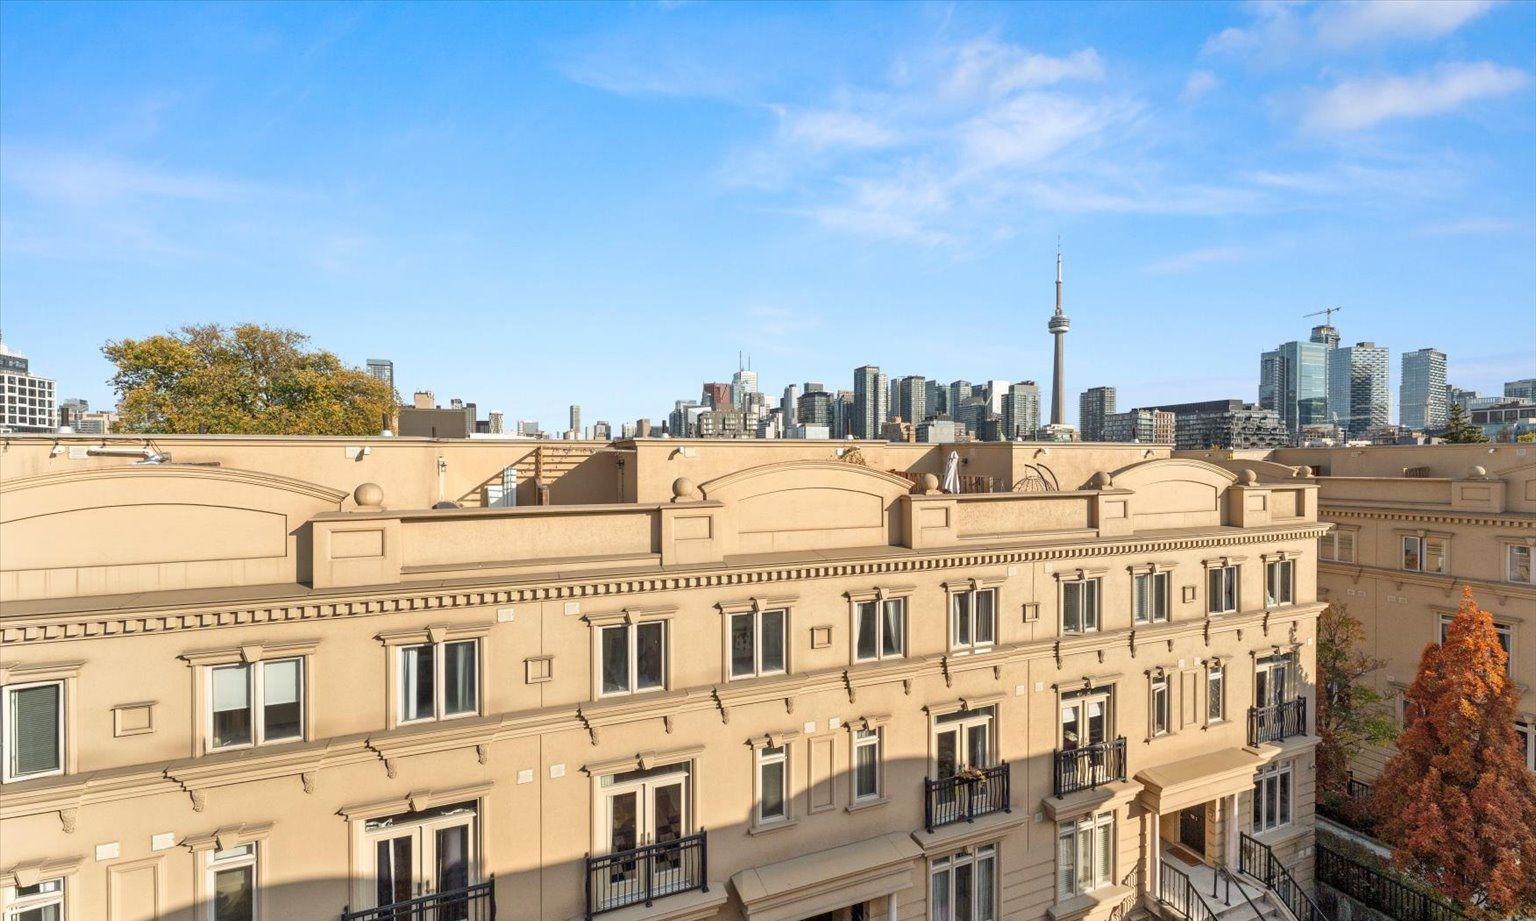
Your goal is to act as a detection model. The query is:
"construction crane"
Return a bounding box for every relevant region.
[1304,306,1342,325]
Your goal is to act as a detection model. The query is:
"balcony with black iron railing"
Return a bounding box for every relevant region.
[923,762,1010,832]
[1247,697,1307,746]
[584,831,708,919]
[342,878,495,921]
[1052,737,1128,797]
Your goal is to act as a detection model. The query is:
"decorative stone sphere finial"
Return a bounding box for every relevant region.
[354,482,384,508]
[671,477,702,502]
[1295,465,1313,478]
[1088,471,1113,489]
[918,473,941,495]
[1238,468,1258,486]
[1468,465,1487,479]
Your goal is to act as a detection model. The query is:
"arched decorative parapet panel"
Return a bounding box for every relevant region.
[699,460,913,554]
[1103,458,1238,531]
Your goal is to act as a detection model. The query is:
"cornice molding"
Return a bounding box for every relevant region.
[1320,504,1536,529]
[0,524,1330,645]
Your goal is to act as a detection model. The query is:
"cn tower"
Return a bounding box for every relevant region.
[1048,246,1070,426]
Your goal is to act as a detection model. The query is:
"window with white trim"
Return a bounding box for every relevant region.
[208,658,304,751]
[756,744,789,825]
[1057,813,1113,899]
[1207,663,1225,723]
[932,844,996,921]
[1439,614,1513,676]
[1264,560,1294,607]
[3,876,64,921]
[599,621,666,696]
[1401,535,1446,574]
[730,609,787,679]
[950,588,997,652]
[1150,674,1170,737]
[1508,545,1534,585]
[1319,531,1355,563]
[1062,579,1101,635]
[399,639,479,724]
[1252,761,1292,832]
[854,598,906,662]
[2,681,63,783]
[206,843,257,921]
[1133,572,1168,625]
[1207,565,1239,615]
[1517,721,1534,773]
[852,728,882,802]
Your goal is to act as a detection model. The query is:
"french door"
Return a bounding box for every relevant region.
[1255,655,1291,709]
[364,802,476,918]
[599,768,690,902]
[935,709,992,778]
[1060,693,1109,750]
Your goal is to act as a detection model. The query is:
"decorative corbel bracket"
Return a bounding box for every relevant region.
[475,744,489,765]
[784,696,795,715]
[712,688,730,725]
[1053,641,1062,669]
[940,656,954,688]
[59,807,78,834]
[662,714,674,734]
[842,670,857,704]
[301,772,317,795]
[189,789,207,813]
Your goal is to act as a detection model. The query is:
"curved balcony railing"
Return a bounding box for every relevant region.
[1247,697,1307,746]
[1053,737,1128,797]
[923,762,1010,832]
[584,831,708,919]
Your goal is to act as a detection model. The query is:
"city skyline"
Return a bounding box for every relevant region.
[3,2,1534,428]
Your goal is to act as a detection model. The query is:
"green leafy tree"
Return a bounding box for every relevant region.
[1442,402,1487,443]
[1315,603,1393,800]
[1373,587,1536,917]
[105,324,395,435]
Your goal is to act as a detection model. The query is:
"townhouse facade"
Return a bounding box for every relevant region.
[1,436,1327,921]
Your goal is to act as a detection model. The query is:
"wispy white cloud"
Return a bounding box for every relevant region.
[1301,62,1529,132]
[1413,216,1522,236]
[1204,0,1498,60]
[771,106,901,151]
[2,148,258,207]
[1144,244,1250,275]
[1181,70,1219,102]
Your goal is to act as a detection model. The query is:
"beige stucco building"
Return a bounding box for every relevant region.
[1,436,1328,921]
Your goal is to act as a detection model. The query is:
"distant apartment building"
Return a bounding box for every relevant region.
[1327,342,1389,438]
[0,337,56,433]
[703,382,732,411]
[695,409,753,438]
[569,405,582,438]
[916,418,960,442]
[1078,387,1116,441]
[731,365,758,411]
[397,391,485,438]
[1506,379,1536,401]
[1259,336,1330,434]
[853,365,888,439]
[591,420,612,441]
[797,390,833,427]
[1002,381,1041,440]
[1154,399,1289,450]
[1399,348,1447,432]
[923,379,947,419]
[948,380,973,415]
[1102,408,1175,444]
[897,375,927,425]
[1472,399,1536,441]
[366,358,394,392]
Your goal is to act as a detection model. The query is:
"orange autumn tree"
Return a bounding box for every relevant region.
[1373,586,1536,917]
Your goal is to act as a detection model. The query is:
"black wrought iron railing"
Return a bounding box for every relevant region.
[1053,737,1127,796]
[1317,844,1469,921]
[1158,860,1218,921]
[923,762,1010,832]
[584,831,707,919]
[342,878,495,921]
[1247,697,1307,746]
[1239,833,1330,921]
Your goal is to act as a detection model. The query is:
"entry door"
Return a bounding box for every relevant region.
[365,805,476,915]
[1180,806,1207,855]
[603,772,689,894]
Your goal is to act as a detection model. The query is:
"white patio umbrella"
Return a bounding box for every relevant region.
[942,450,961,494]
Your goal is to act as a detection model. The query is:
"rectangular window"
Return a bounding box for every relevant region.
[1151,676,1170,737]
[1133,572,1168,625]
[1319,531,1355,563]
[1062,579,1101,635]
[950,588,997,652]
[730,610,787,679]
[853,728,882,801]
[1207,565,1239,615]
[1517,721,1535,773]
[1253,762,1293,832]
[1401,536,1447,574]
[2,681,63,783]
[1509,546,1534,585]
[757,745,788,824]
[398,640,479,724]
[1265,560,1294,607]
[599,621,666,696]
[1056,814,1113,899]
[932,845,997,921]
[208,658,305,751]
[206,843,256,921]
[855,598,906,662]
[1207,664,1225,723]
[4,876,65,921]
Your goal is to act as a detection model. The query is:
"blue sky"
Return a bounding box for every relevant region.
[2,0,1534,429]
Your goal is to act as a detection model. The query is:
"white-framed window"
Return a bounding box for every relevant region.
[1252,761,1292,832]
[1401,535,1446,574]
[730,609,787,679]
[1133,572,1169,625]
[950,588,997,653]
[1150,675,1170,737]
[1056,813,1113,899]
[854,598,906,662]
[932,844,997,921]
[206,842,257,921]
[1264,560,1294,607]
[1207,565,1239,615]
[207,658,304,751]
[852,728,883,802]
[1517,721,1535,773]
[599,621,666,696]
[1439,614,1513,675]
[1207,663,1225,723]
[756,744,789,825]
[1319,531,1355,563]
[2,681,63,783]
[1508,546,1534,585]
[399,639,479,724]
[3,876,64,921]
[1062,579,1101,635]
